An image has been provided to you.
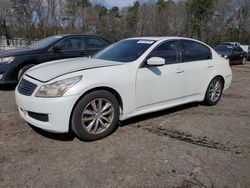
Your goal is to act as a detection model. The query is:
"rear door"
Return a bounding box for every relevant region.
[83,37,109,56]
[180,40,214,97]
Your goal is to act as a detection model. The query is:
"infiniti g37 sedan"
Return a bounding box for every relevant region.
[15,37,232,141]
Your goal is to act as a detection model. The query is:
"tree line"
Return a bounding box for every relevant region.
[0,0,250,46]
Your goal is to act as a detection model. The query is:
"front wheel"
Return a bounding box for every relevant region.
[71,90,120,141]
[203,77,223,106]
[241,57,247,65]
[17,64,35,81]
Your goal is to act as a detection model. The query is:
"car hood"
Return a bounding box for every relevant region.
[25,57,123,82]
[0,48,39,57]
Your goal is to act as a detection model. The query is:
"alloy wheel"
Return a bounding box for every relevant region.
[208,79,222,102]
[81,98,114,134]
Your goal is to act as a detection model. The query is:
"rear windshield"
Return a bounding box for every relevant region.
[214,45,233,53]
[93,39,155,62]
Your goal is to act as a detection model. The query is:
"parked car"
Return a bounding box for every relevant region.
[15,37,232,141]
[0,35,110,84]
[214,44,247,64]
[221,42,240,47]
[248,46,250,61]
[241,45,250,61]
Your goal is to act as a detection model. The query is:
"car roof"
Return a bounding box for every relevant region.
[52,34,111,44]
[127,36,197,41]
[54,34,101,37]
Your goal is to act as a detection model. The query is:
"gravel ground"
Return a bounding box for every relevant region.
[0,63,250,188]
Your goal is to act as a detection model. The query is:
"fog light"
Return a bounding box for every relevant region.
[0,74,3,80]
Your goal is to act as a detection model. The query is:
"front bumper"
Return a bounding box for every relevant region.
[15,79,80,133]
[0,64,17,84]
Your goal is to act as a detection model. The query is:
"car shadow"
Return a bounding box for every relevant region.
[28,124,75,141]
[28,103,200,141]
[120,102,200,127]
[0,84,17,91]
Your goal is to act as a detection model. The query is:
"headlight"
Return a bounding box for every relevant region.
[0,57,15,64]
[223,55,228,59]
[36,76,82,97]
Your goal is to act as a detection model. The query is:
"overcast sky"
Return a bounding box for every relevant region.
[104,0,136,8]
[103,0,180,8]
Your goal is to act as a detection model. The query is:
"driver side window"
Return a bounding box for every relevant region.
[55,37,82,51]
[149,40,181,64]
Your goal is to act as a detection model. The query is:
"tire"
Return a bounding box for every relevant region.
[17,64,35,81]
[241,57,246,65]
[71,90,120,141]
[203,77,223,106]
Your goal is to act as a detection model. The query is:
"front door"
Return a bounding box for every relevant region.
[48,36,83,61]
[136,40,186,109]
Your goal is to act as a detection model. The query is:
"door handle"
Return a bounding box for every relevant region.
[208,63,214,68]
[175,69,184,73]
[208,65,214,68]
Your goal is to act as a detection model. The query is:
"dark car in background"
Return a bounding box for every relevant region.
[241,45,250,61]
[248,46,250,61]
[0,35,110,84]
[214,44,247,65]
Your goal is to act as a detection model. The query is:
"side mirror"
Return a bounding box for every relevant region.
[147,57,165,66]
[52,46,62,52]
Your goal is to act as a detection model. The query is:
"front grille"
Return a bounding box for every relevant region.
[18,79,37,96]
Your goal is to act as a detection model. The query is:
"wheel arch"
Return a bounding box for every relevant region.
[15,58,39,76]
[79,86,123,110]
[202,74,225,101]
[69,86,124,130]
[213,75,225,89]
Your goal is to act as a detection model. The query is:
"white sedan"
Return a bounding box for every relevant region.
[15,37,232,141]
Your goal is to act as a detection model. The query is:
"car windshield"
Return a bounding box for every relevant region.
[29,36,62,49]
[93,39,155,62]
[215,45,233,53]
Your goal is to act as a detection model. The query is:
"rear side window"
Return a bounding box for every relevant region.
[149,40,181,64]
[181,40,212,62]
[84,37,108,49]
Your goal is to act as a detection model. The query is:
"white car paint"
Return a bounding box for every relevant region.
[15,37,232,133]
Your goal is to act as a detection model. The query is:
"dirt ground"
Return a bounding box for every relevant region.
[0,63,250,188]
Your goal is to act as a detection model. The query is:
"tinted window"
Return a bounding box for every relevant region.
[214,45,233,53]
[85,37,108,49]
[149,40,180,64]
[181,40,212,62]
[237,47,243,52]
[55,37,82,51]
[232,47,237,52]
[93,39,155,62]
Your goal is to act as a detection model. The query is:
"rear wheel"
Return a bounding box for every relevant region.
[71,90,120,141]
[17,64,35,81]
[203,77,223,106]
